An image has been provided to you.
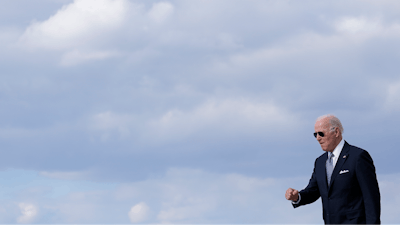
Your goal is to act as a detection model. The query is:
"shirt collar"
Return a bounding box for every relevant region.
[331,138,345,157]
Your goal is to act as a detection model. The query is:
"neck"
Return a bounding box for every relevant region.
[327,137,343,152]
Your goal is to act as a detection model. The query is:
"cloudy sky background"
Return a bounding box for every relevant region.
[1,0,400,223]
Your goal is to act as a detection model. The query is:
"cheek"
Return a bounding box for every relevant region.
[327,138,334,146]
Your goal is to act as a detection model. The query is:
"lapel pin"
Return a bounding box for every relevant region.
[343,155,346,158]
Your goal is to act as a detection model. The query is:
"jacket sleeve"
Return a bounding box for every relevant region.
[293,159,321,208]
[356,150,381,224]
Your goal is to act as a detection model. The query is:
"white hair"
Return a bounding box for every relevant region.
[316,114,344,134]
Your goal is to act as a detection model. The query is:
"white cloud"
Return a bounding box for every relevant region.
[60,49,120,66]
[1,169,399,223]
[50,198,99,223]
[148,2,174,23]
[4,0,400,222]
[39,170,92,180]
[17,203,38,223]
[146,98,297,142]
[128,202,149,223]
[157,202,213,223]
[115,169,400,223]
[116,168,322,224]
[90,111,137,141]
[19,0,130,50]
[385,80,400,112]
[335,17,382,34]
[86,99,298,144]
[333,16,400,42]
[17,0,175,56]
[211,15,400,79]
[379,173,400,223]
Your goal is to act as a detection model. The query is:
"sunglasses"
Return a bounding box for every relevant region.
[314,127,336,138]
[313,132,325,138]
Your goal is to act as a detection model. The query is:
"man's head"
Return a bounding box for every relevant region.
[314,114,343,152]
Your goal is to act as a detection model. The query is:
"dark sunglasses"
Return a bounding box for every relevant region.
[313,132,324,138]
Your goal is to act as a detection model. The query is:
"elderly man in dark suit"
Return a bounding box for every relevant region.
[285,114,380,224]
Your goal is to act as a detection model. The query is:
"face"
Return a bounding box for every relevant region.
[314,118,340,152]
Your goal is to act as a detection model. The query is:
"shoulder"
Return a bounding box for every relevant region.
[347,142,364,152]
[345,142,374,163]
[315,152,327,164]
[345,142,370,156]
[316,152,326,160]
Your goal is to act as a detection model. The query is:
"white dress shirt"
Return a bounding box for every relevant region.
[331,139,345,168]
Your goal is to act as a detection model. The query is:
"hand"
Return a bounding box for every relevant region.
[285,188,299,201]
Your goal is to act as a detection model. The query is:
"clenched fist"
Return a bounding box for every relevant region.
[285,188,299,202]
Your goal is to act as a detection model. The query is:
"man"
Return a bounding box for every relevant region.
[285,114,380,224]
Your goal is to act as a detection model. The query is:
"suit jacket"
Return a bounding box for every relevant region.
[293,141,381,224]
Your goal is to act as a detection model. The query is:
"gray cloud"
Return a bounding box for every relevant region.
[0,0,399,184]
[0,169,398,223]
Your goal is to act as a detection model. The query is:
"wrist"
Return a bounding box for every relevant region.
[292,193,301,204]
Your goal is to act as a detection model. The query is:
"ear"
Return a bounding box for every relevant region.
[335,127,340,137]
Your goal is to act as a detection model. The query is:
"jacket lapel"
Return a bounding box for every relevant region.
[320,152,329,191]
[328,141,350,191]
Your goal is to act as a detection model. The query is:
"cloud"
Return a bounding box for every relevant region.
[0,168,399,223]
[0,127,36,139]
[3,1,400,222]
[156,202,213,223]
[128,202,149,223]
[60,49,120,66]
[15,0,177,66]
[212,15,400,76]
[16,0,400,69]
[89,111,138,141]
[4,0,400,181]
[19,0,130,51]
[48,193,102,223]
[331,16,400,50]
[39,170,92,180]
[16,203,38,223]
[334,17,382,34]
[384,80,400,112]
[85,98,299,145]
[148,2,174,23]
[379,173,400,223]
[115,168,322,224]
[146,98,298,143]
[0,28,22,50]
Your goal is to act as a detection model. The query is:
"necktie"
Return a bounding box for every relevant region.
[326,152,334,187]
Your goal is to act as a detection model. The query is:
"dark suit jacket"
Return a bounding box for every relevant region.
[293,141,381,224]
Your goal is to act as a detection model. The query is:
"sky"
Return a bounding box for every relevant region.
[1,0,400,223]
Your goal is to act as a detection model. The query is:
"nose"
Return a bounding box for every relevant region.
[316,135,322,142]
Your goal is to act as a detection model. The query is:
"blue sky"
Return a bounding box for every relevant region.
[1,0,400,223]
